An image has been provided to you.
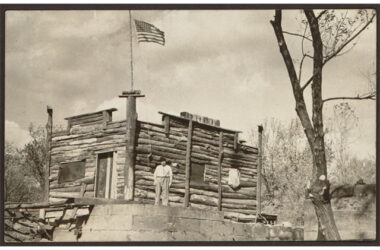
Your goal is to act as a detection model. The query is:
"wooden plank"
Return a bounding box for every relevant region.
[158,111,240,133]
[4,200,68,209]
[184,120,193,207]
[69,183,87,220]
[217,131,223,211]
[73,197,138,205]
[64,108,117,120]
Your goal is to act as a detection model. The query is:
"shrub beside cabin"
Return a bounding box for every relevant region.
[47,91,269,223]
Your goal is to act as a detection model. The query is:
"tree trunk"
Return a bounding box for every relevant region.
[313,195,341,240]
[304,10,341,240]
[271,9,341,240]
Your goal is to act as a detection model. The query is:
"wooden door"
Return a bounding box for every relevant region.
[96,152,113,198]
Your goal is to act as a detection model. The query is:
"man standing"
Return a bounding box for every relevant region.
[154,158,173,206]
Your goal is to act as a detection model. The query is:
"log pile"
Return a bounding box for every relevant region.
[4,208,51,242]
[4,201,92,242]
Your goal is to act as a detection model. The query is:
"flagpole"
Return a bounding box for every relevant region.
[129,10,134,90]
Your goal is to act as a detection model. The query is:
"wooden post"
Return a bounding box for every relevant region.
[163,115,170,136]
[256,125,263,220]
[66,118,71,134]
[102,110,110,129]
[217,131,223,211]
[45,106,53,203]
[119,90,144,201]
[184,120,193,207]
[233,132,238,151]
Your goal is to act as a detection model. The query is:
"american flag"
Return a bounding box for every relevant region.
[134,20,165,46]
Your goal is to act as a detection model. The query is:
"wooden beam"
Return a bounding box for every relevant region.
[64,108,117,120]
[125,96,137,200]
[217,131,223,211]
[256,125,263,219]
[69,183,87,220]
[45,106,53,202]
[158,111,241,133]
[73,197,138,206]
[184,120,193,207]
[120,90,144,201]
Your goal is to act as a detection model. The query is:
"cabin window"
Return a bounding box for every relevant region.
[190,163,206,185]
[96,152,116,199]
[58,160,86,184]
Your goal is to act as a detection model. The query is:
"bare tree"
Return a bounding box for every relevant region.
[270,9,376,240]
[4,124,48,203]
[326,103,376,186]
[326,103,358,176]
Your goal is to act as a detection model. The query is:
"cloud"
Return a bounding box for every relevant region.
[4,10,376,158]
[96,97,164,125]
[5,120,31,148]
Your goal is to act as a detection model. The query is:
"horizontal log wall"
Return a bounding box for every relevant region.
[134,117,258,220]
[50,113,259,221]
[50,120,127,201]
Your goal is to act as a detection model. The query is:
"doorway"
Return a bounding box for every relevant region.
[95,152,114,199]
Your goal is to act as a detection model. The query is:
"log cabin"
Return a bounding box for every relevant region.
[46,90,269,223]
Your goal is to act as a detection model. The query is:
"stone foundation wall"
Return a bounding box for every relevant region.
[52,204,303,242]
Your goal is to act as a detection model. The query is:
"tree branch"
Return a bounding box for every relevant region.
[283,30,313,42]
[323,93,376,103]
[270,9,315,148]
[324,13,376,65]
[301,71,319,92]
[304,9,327,179]
[299,22,309,83]
[298,54,306,83]
[316,10,328,19]
[302,12,376,93]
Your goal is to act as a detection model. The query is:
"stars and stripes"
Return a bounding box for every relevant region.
[134,19,165,46]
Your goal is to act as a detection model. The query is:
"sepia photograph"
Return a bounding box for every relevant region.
[1,4,378,244]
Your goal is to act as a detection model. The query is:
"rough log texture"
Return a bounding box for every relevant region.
[49,111,259,221]
[124,96,137,200]
[185,120,193,207]
[217,132,223,211]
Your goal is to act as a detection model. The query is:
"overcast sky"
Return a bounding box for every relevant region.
[5,9,376,159]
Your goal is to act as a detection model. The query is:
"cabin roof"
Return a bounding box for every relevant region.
[64,108,117,120]
[158,111,241,134]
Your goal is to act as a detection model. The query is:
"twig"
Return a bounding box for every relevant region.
[324,13,376,65]
[298,54,306,83]
[301,69,321,92]
[283,30,313,42]
[323,93,376,103]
